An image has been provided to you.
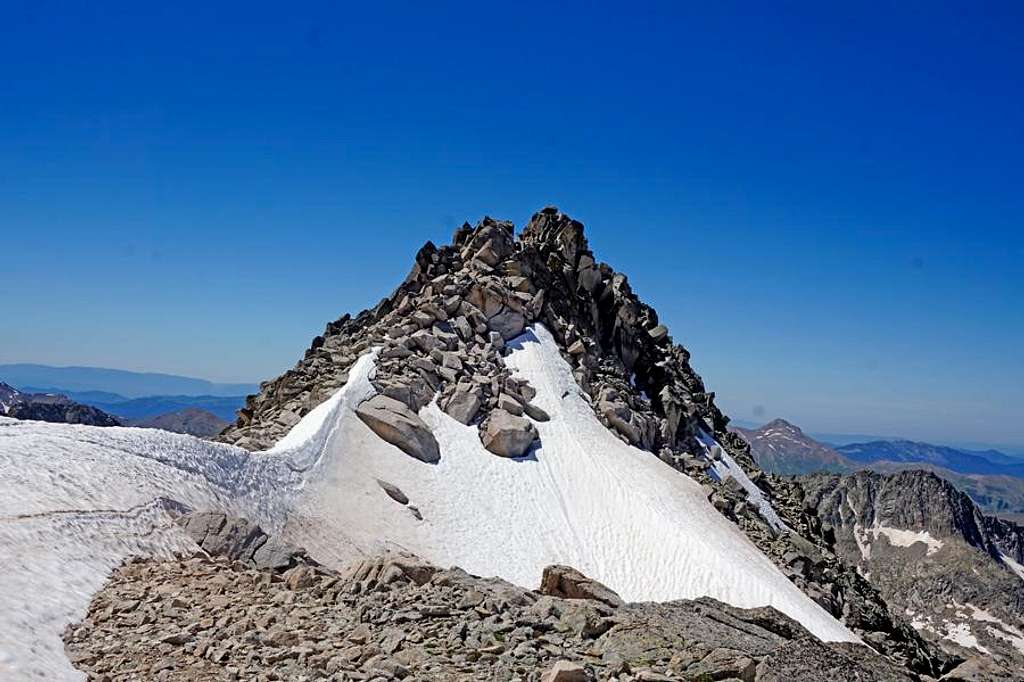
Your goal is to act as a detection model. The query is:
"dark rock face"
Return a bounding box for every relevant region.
[0,382,121,427]
[799,470,1024,672]
[63,553,916,681]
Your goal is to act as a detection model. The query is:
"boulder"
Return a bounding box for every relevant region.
[487,309,526,340]
[541,661,589,682]
[647,324,668,342]
[376,479,409,505]
[480,409,537,458]
[175,511,306,572]
[442,388,481,425]
[523,402,551,422]
[497,393,524,416]
[356,395,440,464]
[539,565,625,608]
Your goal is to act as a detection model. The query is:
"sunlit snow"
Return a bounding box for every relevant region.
[0,325,856,680]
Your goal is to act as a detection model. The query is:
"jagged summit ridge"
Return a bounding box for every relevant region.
[219,207,738,472]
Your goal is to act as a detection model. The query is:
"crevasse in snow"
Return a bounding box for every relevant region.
[0,325,855,681]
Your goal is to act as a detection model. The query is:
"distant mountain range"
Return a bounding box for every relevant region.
[836,439,1024,476]
[0,363,257,398]
[22,388,247,423]
[732,418,1024,518]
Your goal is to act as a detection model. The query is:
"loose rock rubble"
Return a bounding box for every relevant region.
[63,552,918,682]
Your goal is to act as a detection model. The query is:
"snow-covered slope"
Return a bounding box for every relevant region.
[0,325,854,680]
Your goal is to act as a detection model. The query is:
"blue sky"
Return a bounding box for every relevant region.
[2,2,1022,448]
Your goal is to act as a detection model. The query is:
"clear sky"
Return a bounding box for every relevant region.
[2,2,1022,448]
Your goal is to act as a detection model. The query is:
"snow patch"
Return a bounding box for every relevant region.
[1001,553,1024,582]
[698,431,787,532]
[959,602,1024,656]
[942,621,990,654]
[870,526,943,556]
[0,324,857,680]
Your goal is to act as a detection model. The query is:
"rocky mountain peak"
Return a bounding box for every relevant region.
[213,209,960,674]
[762,417,803,434]
[0,381,20,412]
[219,207,742,472]
[0,381,121,426]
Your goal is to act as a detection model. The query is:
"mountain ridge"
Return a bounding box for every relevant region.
[217,208,952,675]
[0,363,257,398]
[0,381,121,427]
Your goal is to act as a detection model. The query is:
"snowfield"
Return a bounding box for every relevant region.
[0,325,855,680]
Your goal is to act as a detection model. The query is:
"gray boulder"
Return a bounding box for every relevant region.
[540,564,625,608]
[481,409,537,458]
[356,395,440,464]
[441,388,481,424]
[487,309,526,340]
[175,511,306,572]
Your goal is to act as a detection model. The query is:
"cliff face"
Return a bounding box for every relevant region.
[799,469,1024,668]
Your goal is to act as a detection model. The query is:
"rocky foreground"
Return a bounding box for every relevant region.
[64,551,919,682]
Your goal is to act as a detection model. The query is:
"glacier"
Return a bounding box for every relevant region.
[0,324,856,680]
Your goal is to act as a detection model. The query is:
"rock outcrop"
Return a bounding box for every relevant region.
[797,470,1024,672]
[539,565,626,608]
[176,511,310,573]
[0,381,121,427]
[355,395,441,464]
[64,553,919,681]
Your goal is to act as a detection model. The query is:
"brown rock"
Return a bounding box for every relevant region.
[539,565,625,608]
[355,395,440,464]
[481,409,537,458]
[541,660,589,682]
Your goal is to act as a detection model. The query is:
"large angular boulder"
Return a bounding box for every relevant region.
[175,511,306,572]
[356,395,440,464]
[481,409,537,458]
[540,565,625,608]
[541,661,589,682]
[487,308,526,340]
[441,387,481,424]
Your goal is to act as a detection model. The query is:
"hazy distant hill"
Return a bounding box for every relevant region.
[730,418,853,475]
[837,439,1024,477]
[27,390,247,423]
[0,363,257,399]
[127,408,228,438]
[733,419,1024,517]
